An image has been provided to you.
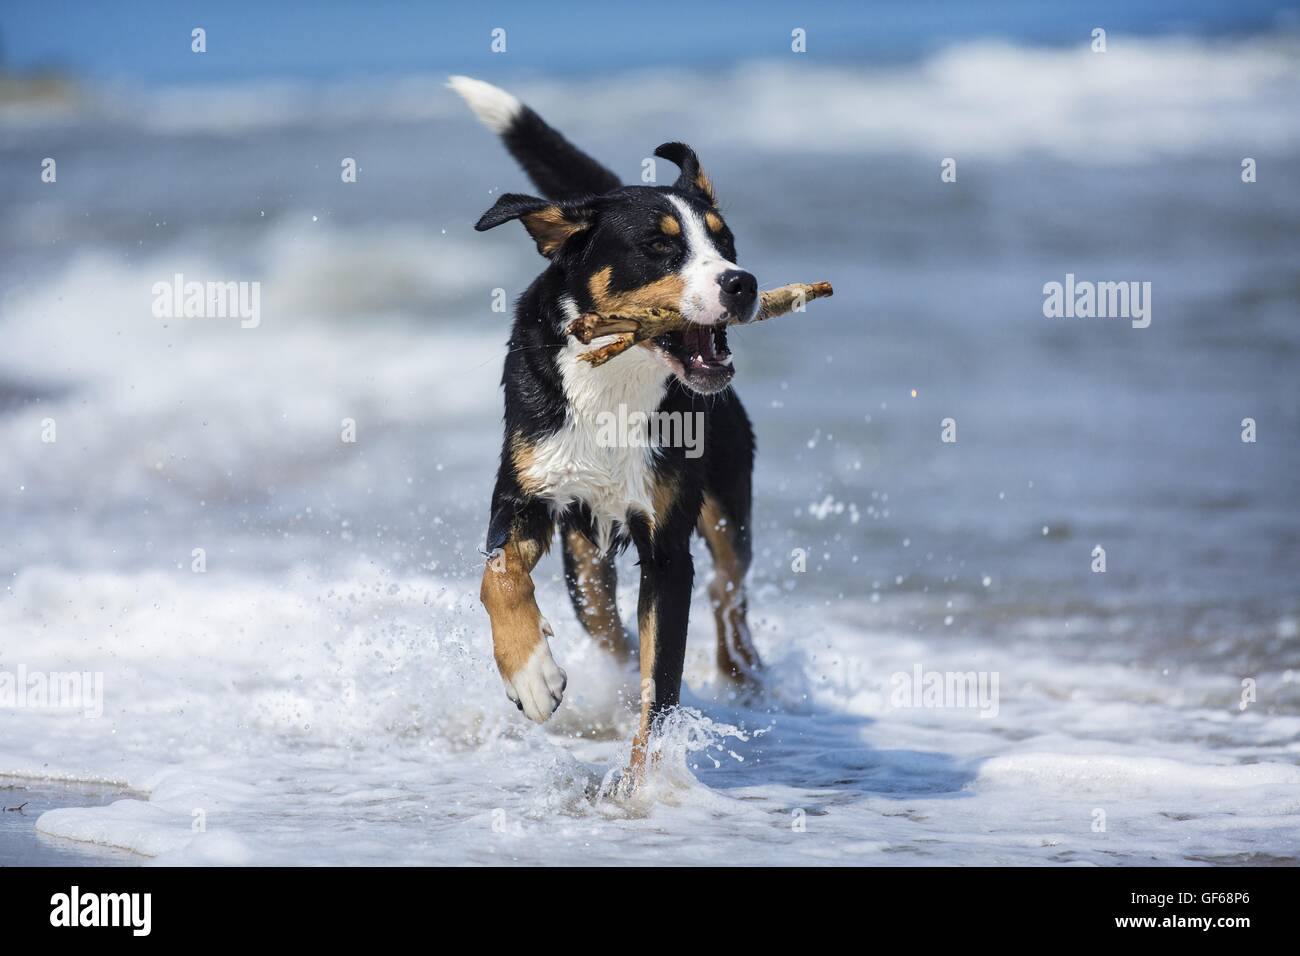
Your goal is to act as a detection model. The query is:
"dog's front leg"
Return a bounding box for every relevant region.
[630,534,694,774]
[480,495,566,723]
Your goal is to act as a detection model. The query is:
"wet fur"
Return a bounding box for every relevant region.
[454,76,763,762]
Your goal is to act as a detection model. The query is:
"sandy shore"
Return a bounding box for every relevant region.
[0,779,141,866]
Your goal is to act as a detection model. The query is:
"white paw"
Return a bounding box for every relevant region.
[503,621,567,724]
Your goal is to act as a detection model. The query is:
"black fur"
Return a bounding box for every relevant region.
[501,105,622,200]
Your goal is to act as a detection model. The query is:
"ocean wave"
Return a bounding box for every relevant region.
[0,231,511,517]
[4,563,1297,864]
[7,34,1299,161]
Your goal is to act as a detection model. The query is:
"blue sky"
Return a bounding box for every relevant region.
[3,0,1296,84]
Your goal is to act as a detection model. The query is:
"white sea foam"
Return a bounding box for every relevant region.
[0,231,507,523]
[0,557,1296,864]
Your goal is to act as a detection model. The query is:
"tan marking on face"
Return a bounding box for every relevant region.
[563,528,628,659]
[509,434,544,495]
[704,211,724,233]
[660,215,681,236]
[588,265,685,315]
[697,494,761,680]
[479,531,549,679]
[696,169,717,205]
[522,205,587,257]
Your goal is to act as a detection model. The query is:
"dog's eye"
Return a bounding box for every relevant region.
[644,239,675,256]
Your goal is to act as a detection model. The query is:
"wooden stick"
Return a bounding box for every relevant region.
[566,281,833,366]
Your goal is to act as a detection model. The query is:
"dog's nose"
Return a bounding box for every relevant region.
[717,269,758,319]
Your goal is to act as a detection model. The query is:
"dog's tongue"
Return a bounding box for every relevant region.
[684,325,718,368]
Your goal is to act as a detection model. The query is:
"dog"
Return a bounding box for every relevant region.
[451,76,763,771]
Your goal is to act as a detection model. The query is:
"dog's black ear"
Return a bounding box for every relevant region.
[475,192,598,258]
[655,142,716,206]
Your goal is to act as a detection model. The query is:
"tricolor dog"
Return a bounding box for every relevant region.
[451,76,763,770]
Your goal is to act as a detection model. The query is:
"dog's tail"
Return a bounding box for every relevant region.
[448,76,622,201]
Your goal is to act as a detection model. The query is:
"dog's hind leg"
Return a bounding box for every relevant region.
[480,485,566,724]
[699,395,763,685]
[698,493,762,684]
[559,519,632,662]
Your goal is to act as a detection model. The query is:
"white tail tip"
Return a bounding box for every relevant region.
[447,75,523,134]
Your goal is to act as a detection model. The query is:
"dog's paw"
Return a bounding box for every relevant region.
[502,620,567,724]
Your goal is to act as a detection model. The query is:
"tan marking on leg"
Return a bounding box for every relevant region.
[660,214,681,236]
[480,531,547,679]
[646,472,679,537]
[563,528,629,660]
[629,606,657,778]
[588,266,685,315]
[626,479,682,782]
[698,494,761,681]
[509,434,544,496]
[704,211,724,233]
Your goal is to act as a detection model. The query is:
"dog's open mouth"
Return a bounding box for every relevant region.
[652,324,734,393]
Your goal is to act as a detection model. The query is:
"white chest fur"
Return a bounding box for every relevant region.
[519,299,670,551]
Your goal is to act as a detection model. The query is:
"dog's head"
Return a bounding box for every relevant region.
[476,143,756,395]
